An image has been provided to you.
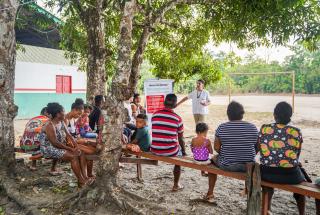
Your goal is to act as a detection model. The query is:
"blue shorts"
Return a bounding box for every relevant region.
[81,132,97,139]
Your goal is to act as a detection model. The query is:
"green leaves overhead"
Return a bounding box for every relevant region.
[204,0,320,49]
[50,0,319,85]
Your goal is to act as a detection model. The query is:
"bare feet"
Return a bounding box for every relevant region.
[172,184,184,192]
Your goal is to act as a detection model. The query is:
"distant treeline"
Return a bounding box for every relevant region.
[138,45,320,95]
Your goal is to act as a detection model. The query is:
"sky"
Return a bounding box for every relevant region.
[206,42,294,63]
[37,1,294,64]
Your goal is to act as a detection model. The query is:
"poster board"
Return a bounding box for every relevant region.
[144,79,174,127]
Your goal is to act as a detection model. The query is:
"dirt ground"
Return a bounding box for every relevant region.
[12,95,320,215]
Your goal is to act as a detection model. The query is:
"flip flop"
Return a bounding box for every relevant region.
[201,172,209,177]
[49,170,64,176]
[86,177,95,186]
[172,184,184,192]
[203,194,215,203]
[28,165,37,171]
[88,175,96,180]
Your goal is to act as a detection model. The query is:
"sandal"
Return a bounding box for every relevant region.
[172,184,184,192]
[88,175,96,180]
[49,169,64,176]
[203,194,215,203]
[201,172,209,177]
[86,177,95,186]
[28,165,37,171]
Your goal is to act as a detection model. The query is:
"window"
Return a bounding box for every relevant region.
[56,75,72,94]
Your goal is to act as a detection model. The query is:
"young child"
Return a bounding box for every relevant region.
[128,114,151,152]
[191,123,216,202]
[191,123,213,166]
[76,104,97,139]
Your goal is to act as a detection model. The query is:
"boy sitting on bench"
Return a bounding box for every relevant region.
[128,114,151,152]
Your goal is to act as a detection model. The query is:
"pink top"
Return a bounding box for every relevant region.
[191,139,210,161]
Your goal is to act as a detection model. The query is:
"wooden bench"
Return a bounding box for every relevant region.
[122,148,320,215]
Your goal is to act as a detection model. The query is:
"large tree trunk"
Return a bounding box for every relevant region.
[85,8,107,102]
[97,0,136,180]
[0,0,18,173]
[75,1,143,212]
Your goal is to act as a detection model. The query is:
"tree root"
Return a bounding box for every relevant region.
[19,177,53,190]
[55,181,167,215]
[0,176,41,215]
[0,172,167,215]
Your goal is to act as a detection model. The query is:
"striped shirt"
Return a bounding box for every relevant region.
[151,108,184,156]
[216,121,258,166]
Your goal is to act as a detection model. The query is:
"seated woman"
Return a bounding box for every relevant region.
[39,103,93,187]
[258,102,306,215]
[65,98,85,137]
[209,101,258,199]
[65,99,98,179]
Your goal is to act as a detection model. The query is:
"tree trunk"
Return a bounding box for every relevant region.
[96,0,136,188]
[85,8,107,103]
[0,0,18,173]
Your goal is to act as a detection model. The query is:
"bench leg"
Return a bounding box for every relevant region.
[262,186,273,215]
[316,199,320,215]
[136,163,142,181]
[293,193,305,215]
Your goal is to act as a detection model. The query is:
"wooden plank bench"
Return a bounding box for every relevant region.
[122,148,320,214]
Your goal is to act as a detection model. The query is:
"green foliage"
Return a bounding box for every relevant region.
[53,0,319,86]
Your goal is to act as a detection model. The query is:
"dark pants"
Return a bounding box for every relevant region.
[261,165,306,215]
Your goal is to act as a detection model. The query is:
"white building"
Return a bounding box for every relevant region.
[15,45,86,118]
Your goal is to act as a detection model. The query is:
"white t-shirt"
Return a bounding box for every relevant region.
[124,101,135,124]
[188,90,211,115]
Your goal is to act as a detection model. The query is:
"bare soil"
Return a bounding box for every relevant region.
[10,95,320,215]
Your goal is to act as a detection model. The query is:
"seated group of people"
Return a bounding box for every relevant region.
[20,96,105,187]
[129,93,310,214]
[19,91,316,213]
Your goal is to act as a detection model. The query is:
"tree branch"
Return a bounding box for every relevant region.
[70,0,86,20]
[111,0,137,100]
[129,26,151,91]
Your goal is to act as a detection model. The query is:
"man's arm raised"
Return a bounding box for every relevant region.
[176,96,189,107]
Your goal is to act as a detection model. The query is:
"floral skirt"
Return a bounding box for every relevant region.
[40,145,66,159]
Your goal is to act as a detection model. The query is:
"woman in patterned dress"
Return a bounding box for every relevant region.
[258,102,306,214]
[40,103,93,187]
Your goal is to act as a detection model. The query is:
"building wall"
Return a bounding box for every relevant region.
[15,61,86,119]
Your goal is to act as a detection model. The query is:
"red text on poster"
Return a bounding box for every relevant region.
[146,95,165,114]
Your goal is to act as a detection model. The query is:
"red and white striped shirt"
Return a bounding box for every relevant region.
[151,108,184,156]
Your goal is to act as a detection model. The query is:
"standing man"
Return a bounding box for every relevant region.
[151,94,186,191]
[177,79,211,124]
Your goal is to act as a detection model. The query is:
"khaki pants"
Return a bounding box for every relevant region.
[193,114,206,125]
